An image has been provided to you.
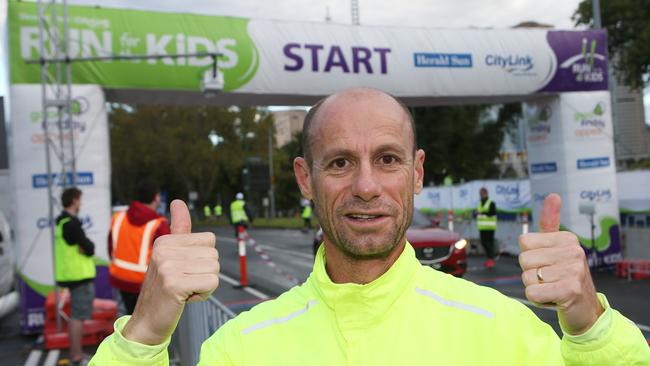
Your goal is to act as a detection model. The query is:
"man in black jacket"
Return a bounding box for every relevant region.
[55,187,96,365]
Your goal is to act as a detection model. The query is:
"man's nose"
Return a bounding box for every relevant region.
[351,161,381,201]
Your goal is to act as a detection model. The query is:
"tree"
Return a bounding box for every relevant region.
[412,103,521,185]
[109,104,276,212]
[574,0,650,89]
[274,131,305,215]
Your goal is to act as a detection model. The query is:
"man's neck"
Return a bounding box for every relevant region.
[64,208,77,217]
[324,241,406,284]
[144,202,158,212]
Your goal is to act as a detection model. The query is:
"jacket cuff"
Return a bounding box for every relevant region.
[560,293,611,344]
[111,315,171,362]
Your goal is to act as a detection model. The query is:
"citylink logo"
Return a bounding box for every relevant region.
[427,191,441,203]
[560,37,605,83]
[580,188,612,202]
[485,54,534,76]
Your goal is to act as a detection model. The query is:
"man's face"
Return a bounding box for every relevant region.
[480,189,488,199]
[72,196,81,215]
[294,90,425,259]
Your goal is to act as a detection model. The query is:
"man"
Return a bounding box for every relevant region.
[91,88,649,365]
[55,187,95,366]
[108,180,170,315]
[476,187,497,268]
[203,204,212,220]
[229,192,252,238]
[301,199,312,232]
[214,203,223,218]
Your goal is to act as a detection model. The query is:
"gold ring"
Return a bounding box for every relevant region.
[536,267,544,283]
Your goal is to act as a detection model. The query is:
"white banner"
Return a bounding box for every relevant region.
[414,180,531,213]
[618,170,650,213]
[9,84,111,332]
[524,91,621,267]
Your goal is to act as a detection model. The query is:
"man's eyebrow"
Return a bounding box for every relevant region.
[320,148,355,162]
[373,144,408,156]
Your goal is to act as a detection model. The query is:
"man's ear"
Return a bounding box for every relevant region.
[294,157,313,199]
[414,149,425,194]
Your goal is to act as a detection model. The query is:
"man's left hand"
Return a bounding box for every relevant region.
[518,193,603,335]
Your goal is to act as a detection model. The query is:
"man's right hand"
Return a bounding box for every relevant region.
[123,199,220,345]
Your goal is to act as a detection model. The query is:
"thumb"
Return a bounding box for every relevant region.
[540,193,561,233]
[170,199,192,234]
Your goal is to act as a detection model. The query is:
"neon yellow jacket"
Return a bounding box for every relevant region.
[91,244,650,365]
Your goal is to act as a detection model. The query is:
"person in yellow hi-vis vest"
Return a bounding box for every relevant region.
[55,188,96,366]
[229,192,253,238]
[203,205,212,219]
[301,199,312,232]
[91,88,649,365]
[214,203,222,218]
[476,187,497,268]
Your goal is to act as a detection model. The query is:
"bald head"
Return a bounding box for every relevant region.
[302,88,416,166]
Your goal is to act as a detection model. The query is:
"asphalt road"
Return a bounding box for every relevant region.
[205,226,650,340]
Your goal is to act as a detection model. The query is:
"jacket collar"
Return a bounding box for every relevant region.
[310,241,419,330]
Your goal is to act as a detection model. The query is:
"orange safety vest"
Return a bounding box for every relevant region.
[109,211,165,284]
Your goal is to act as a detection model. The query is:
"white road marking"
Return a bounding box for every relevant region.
[218,273,270,300]
[43,350,60,366]
[259,244,314,261]
[23,350,42,366]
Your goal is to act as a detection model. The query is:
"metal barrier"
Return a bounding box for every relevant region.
[170,296,236,366]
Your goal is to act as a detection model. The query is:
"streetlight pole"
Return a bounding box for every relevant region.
[268,126,276,218]
[592,0,602,28]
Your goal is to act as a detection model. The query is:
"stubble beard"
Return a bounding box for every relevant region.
[313,186,414,260]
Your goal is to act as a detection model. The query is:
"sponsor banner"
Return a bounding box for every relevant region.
[9,84,111,333]
[413,53,472,68]
[524,92,621,267]
[577,157,610,170]
[415,170,649,218]
[540,31,608,92]
[9,2,607,97]
[415,180,532,214]
[531,162,558,174]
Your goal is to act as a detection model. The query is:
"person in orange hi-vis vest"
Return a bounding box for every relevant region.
[108,180,170,314]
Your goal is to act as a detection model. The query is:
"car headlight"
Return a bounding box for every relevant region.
[454,239,468,251]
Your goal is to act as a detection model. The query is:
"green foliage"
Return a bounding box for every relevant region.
[274,131,305,213]
[412,103,521,185]
[109,104,277,210]
[573,0,650,89]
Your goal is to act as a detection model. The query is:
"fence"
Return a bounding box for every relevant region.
[170,296,236,366]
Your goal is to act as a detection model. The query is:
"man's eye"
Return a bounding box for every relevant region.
[380,155,398,165]
[332,158,348,169]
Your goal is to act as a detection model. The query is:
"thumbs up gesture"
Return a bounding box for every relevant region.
[518,194,603,335]
[123,200,220,345]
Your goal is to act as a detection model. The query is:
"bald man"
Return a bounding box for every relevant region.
[91,88,649,365]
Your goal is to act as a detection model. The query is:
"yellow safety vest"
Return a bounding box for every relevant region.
[230,200,249,224]
[301,205,312,219]
[55,216,96,283]
[477,198,497,231]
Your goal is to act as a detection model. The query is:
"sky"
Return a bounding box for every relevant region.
[1,0,648,124]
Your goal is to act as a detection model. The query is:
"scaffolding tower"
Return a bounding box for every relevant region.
[36,0,75,332]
